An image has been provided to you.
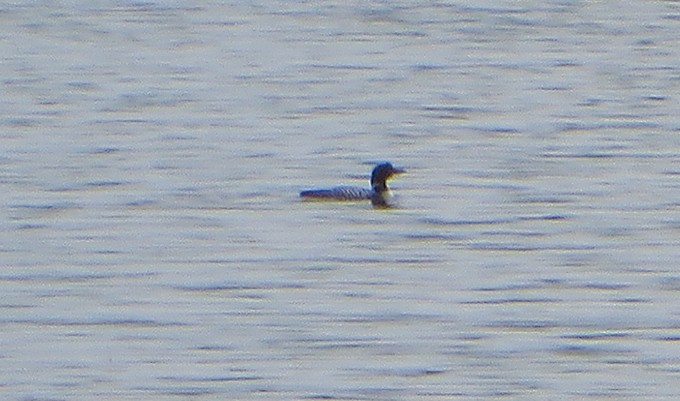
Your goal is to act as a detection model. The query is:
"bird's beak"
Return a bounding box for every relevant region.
[393,167,405,175]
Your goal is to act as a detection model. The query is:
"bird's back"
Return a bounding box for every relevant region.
[300,186,372,201]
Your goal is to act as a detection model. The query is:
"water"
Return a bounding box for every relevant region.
[1,1,679,400]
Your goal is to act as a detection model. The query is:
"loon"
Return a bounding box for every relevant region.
[300,162,405,208]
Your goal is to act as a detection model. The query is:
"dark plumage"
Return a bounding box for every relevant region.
[300,162,405,207]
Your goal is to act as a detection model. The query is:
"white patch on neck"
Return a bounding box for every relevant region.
[381,189,394,204]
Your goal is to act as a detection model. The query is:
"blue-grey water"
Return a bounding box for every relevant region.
[2,1,679,400]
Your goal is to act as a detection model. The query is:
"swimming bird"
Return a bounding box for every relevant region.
[300,162,405,208]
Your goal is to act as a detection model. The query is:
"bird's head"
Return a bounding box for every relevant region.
[371,162,405,189]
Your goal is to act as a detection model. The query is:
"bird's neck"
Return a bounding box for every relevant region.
[372,181,388,193]
[371,187,393,207]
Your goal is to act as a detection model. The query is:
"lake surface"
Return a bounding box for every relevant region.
[1,1,679,400]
